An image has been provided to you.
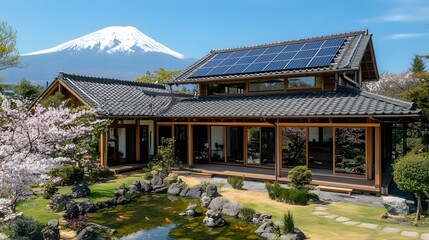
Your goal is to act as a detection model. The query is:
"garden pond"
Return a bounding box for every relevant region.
[89,194,261,240]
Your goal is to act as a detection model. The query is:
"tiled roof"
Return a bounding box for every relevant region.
[169,30,376,84]
[159,87,420,118]
[57,72,175,117]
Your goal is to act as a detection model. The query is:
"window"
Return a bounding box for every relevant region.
[249,79,284,92]
[287,76,322,88]
[208,83,245,95]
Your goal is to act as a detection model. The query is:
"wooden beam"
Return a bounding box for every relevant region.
[157,122,274,127]
[375,127,381,187]
[333,128,336,175]
[276,125,282,179]
[136,120,140,161]
[157,122,380,128]
[99,131,106,166]
[277,123,380,128]
[243,127,248,166]
[187,124,193,167]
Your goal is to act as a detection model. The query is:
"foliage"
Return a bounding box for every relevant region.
[363,71,421,98]
[199,181,225,192]
[406,83,429,123]
[48,165,85,186]
[142,171,153,180]
[82,161,114,183]
[0,21,20,71]
[156,137,179,173]
[215,181,225,192]
[177,181,188,189]
[410,55,426,74]
[40,92,70,108]
[283,210,295,234]
[0,95,106,214]
[9,216,43,239]
[393,154,429,221]
[238,207,256,221]
[135,68,180,83]
[227,176,245,189]
[13,79,43,100]
[265,181,318,205]
[287,166,312,190]
[282,128,306,166]
[335,128,366,174]
[67,214,88,232]
[42,181,58,199]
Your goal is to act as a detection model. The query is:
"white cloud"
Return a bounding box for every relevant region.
[385,33,429,39]
[363,6,429,23]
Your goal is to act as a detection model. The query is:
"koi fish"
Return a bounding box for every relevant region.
[116,218,123,222]
[165,217,172,223]
[164,207,172,210]
[239,227,244,231]
[145,216,150,220]
[118,215,127,220]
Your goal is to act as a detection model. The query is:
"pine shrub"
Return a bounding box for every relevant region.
[227,176,245,189]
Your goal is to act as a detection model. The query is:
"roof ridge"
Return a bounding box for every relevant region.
[210,30,368,53]
[58,72,166,90]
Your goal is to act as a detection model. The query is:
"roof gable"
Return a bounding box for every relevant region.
[169,30,379,84]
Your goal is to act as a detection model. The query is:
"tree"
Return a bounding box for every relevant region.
[0,21,20,70]
[363,71,420,98]
[14,79,43,100]
[135,68,180,83]
[393,154,429,221]
[410,55,426,73]
[0,94,107,215]
[40,92,69,108]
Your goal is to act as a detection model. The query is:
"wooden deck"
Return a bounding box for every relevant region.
[188,164,380,195]
[109,163,147,174]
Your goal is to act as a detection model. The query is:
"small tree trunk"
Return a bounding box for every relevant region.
[415,193,422,222]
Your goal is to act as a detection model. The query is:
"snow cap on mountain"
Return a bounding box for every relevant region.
[23,26,185,59]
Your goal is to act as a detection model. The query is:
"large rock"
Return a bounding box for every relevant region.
[64,203,81,220]
[131,181,142,191]
[222,202,241,217]
[153,186,168,193]
[163,173,179,186]
[150,171,166,186]
[381,196,410,216]
[75,226,98,240]
[71,184,91,198]
[206,184,220,199]
[41,219,60,240]
[167,183,182,195]
[255,220,273,235]
[278,228,306,240]
[185,185,203,198]
[179,188,189,197]
[208,196,229,211]
[142,182,152,192]
[49,194,73,212]
[201,196,211,208]
[76,199,98,213]
[203,210,225,227]
[114,189,127,198]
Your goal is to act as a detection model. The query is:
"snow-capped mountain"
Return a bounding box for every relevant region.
[2,26,194,85]
[23,26,185,59]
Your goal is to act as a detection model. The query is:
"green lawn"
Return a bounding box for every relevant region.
[16,174,145,223]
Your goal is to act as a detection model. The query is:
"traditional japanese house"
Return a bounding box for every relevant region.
[35,30,421,194]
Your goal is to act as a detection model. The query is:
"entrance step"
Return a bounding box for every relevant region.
[316,185,353,195]
[109,163,146,175]
[190,172,213,178]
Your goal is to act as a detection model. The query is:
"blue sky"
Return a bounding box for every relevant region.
[1,0,428,73]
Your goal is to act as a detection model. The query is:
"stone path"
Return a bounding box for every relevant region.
[312,205,428,239]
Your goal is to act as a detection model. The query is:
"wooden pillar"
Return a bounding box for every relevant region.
[100,130,106,166]
[187,124,193,167]
[244,127,248,166]
[375,127,381,187]
[275,125,282,179]
[136,120,140,161]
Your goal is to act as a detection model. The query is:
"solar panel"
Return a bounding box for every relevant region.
[189,37,345,78]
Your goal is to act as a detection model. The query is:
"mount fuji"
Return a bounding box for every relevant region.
[1,26,195,85]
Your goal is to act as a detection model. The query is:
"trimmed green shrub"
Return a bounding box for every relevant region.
[283,210,295,233]
[10,216,43,239]
[142,171,153,180]
[49,165,85,186]
[200,181,211,190]
[238,207,256,221]
[42,181,58,199]
[288,165,312,190]
[215,181,225,192]
[227,176,245,189]
[265,181,319,205]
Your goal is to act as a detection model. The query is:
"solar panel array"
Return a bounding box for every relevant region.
[190,37,345,78]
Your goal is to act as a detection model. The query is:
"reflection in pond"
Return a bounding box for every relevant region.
[89,194,261,240]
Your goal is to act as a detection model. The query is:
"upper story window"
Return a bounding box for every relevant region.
[249,79,284,92]
[208,83,245,95]
[288,76,322,89]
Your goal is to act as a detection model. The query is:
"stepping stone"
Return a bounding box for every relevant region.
[314,206,328,211]
[312,211,329,216]
[358,223,378,229]
[343,221,360,226]
[322,214,338,219]
[401,231,419,238]
[421,233,429,240]
[335,216,350,222]
[382,227,401,234]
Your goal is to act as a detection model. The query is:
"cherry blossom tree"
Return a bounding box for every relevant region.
[363,71,420,98]
[0,94,106,215]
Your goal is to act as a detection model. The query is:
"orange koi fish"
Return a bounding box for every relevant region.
[145,216,150,220]
[165,217,172,223]
[118,215,127,220]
